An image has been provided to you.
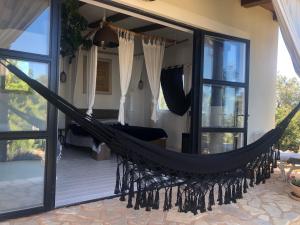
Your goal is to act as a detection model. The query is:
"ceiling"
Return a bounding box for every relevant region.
[78,3,193,44]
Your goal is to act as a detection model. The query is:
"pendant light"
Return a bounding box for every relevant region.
[93,10,119,48]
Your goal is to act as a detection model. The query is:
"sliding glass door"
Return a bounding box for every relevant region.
[191,31,249,154]
[0,0,59,219]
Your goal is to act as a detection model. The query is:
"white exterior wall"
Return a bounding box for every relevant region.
[108,0,279,143]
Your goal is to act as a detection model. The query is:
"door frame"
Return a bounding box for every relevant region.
[191,30,250,154]
[0,0,251,220]
[0,0,60,221]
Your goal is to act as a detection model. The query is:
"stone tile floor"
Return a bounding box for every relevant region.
[3,171,300,225]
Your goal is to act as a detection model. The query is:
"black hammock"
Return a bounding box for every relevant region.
[2,60,300,215]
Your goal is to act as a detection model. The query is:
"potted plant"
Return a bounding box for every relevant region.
[290,176,300,199]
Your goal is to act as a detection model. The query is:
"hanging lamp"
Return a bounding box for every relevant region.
[93,10,119,48]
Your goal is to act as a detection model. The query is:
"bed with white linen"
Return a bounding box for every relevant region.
[64,109,168,161]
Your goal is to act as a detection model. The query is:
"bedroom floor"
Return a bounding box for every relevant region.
[4,170,300,225]
[55,147,117,207]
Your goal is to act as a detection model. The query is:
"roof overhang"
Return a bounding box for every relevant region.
[241,0,277,20]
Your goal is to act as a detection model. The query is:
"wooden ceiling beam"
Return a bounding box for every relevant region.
[241,0,271,7]
[131,24,166,33]
[88,13,131,28]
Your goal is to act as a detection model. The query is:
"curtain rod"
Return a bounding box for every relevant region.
[85,21,181,44]
[98,38,189,57]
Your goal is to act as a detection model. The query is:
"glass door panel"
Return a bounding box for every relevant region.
[0,59,49,132]
[0,139,46,213]
[199,34,248,154]
[0,0,58,218]
[202,84,245,128]
[201,132,243,154]
[203,36,246,83]
[0,0,50,55]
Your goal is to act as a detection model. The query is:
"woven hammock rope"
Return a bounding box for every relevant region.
[2,60,300,214]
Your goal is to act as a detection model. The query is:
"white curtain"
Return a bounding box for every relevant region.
[86,45,98,116]
[273,0,300,76]
[118,30,135,125]
[0,0,48,48]
[142,38,165,122]
[184,64,192,95]
[129,55,144,92]
[184,64,192,132]
[73,47,83,104]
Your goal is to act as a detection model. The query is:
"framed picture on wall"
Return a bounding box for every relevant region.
[96,58,112,94]
[83,58,112,95]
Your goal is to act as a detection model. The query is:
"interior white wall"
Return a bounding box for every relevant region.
[73,52,121,110]
[154,41,193,151]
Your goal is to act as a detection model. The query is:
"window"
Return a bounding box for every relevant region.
[0,139,46,212]
[0,0,50,55]
[199,35,248,154]
[158,85,168,110]
[158,70,187,111]
[0,59,48,132]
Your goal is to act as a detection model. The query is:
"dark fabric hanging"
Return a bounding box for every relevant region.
[2,60,300,215]
[160,66,191,116]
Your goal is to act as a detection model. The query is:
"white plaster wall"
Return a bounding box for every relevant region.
[72,52,121,110]
[105,0,279,143]
[155,41,193,150]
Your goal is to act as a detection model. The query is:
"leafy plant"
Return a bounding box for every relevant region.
[276,75,300,152]
[60,0,92,63]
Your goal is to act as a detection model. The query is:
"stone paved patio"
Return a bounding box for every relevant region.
[3,171,300,225]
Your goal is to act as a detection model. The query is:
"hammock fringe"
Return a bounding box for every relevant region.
[114,147,279,214]
[0,62,298,215]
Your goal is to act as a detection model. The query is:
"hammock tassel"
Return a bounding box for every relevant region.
[126,171,135,208]
[141,191,147,208]
[114,163,121,194]
[199,194,206,213]
[256,167,261,185]
[217,184,223,205]
[274,150,278,168]
[207,187,215,211]
[224,188,230,205]
[168,187,173,209]
[153,189,160,209]
[163,188,169,211]
[249,170,254,187]
[175,186,180,206]
[231,184,236,203]
[277,149,280,160]
[146,191,153,211]
[177,191,183,212]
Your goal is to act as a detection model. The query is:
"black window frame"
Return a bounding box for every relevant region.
[191,30,250,154]
[0,0,60,220]
[0,0,251,220]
